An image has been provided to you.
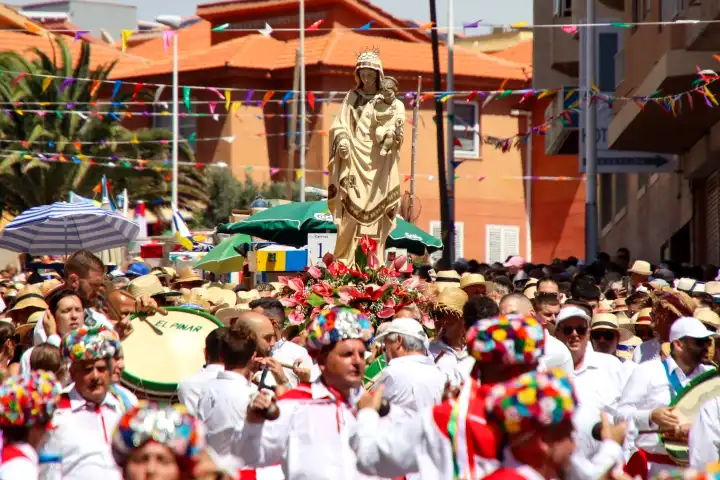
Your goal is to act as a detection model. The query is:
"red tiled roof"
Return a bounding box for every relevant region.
[110,30,529,82]
[492,39,532,67]
[0,31,150,70]
[34,19,109,45]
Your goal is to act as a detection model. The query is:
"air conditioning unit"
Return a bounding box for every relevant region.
[544,86,580,155]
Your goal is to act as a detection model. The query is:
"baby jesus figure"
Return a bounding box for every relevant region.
[372,76,404,157]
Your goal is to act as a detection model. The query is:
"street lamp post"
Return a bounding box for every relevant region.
[155,15,182,232]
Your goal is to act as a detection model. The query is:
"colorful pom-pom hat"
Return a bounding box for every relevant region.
[112,402,206,466]
[0,371,62,427]
[465,314,545,365]
[485,369,577,436]
[306,307,374,352]
[62,325,121,362]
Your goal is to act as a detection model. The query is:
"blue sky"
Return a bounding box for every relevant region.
[16,0,532,29]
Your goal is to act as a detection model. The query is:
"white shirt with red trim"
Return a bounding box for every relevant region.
[230,380,388,480]
[40,386,123,480]
[351,379,500,480]
[0,443,38,479]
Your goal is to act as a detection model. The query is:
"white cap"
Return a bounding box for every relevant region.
[669,316,718,342]
[375,318,429,346]
[556,306,591,326]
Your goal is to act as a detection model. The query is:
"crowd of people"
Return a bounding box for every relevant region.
[1,247,720,479]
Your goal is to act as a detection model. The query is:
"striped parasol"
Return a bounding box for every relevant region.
[0,202,140,255]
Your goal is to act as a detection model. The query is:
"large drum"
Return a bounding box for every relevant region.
[121,307,223,401]
[363,354,387,390]
[663,369,720,465]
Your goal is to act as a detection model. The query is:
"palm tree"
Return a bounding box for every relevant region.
[0,37,208,215]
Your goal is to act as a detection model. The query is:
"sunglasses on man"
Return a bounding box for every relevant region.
[560,325,588,336]
[590,330,617,342]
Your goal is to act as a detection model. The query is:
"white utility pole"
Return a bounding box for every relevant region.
[298,0,307,202]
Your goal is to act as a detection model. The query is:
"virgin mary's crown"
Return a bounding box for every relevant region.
[356,47,382,70]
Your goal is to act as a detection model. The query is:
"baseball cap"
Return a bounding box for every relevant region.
[504,256,526,268]
[375,318,429,348]
[125,263,150,279]
[556,306,591,326]
[669,316,718,343]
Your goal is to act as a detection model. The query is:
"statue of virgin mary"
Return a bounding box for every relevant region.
[327,49,405,265]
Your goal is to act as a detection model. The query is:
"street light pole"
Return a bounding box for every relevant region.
[171,30,179,228]
[298,0,306,202]
[156,15,182,233]
[446,0,456,264]
[585,0,598,262]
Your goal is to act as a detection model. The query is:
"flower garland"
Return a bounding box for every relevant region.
[276,235,432,327]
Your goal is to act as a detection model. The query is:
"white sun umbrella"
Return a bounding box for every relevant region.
[0,202,140,256]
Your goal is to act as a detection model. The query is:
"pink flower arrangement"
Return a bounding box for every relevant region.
[276,236,429,327]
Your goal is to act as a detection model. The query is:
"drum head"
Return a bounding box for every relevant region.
[664,369,720,465]
[121,307,222,397]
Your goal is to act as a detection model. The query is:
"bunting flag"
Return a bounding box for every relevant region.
[307,91,316,110]
[307,19,324,31]
[172,210,194,251]
[163,31,175,52]
[121,30,133,52]
[259,23,273,37]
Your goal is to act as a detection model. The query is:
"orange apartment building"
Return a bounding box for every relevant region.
[0,0,584,263]
[534,0,720,265]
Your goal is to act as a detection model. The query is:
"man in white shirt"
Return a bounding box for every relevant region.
[372,317,445,422]
[619,316,717,478]
[250,298,312,387]
[178,327,226,417]
[589,312,637,382]
[689,396,720,468]
[555,307,626,461]
[234,307,377,479]
[41,326,124,480]
[197,323,259,457]
[500,293,575,380]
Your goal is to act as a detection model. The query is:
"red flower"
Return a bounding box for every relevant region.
[377,307,395,319]
[359,235,377,254]
[328,261,349,277]
[367,252,380,269]
[349,268,369,281]
[350,286,384,302]
[307,265,323,279]
[312,282,334,298]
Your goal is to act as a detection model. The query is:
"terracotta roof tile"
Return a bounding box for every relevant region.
[0,31,150,70]
[34,19,109,45]
[111,30,529,82]
[492,39,532,67]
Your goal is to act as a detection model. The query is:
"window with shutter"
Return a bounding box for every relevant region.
[429,221,464,262]
[486,225,520,264]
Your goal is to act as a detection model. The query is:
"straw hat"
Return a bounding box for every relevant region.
[206,287,237,308]
[434,270,461,292]
[459,273,493,292]
[675,277,698,293]
[151,267,177,280]
[173,267,204,287]
[590,313,634,342]
[705,281,720,298]
[432,286,468,317]
[16,310,45,338]
[695,307,720,330]
[40,279,64,298]
[237,290,260,306]
[8,286,48,314]
[128,275,182,299]
[617,335,642,360]
[632,307,653,326]
[522,278,539,299]
[215,305,252,325]
[628,260,652,276]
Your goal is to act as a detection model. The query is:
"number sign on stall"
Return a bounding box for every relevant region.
[308,233,337,266]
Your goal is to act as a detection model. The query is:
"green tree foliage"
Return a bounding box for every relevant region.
[0,37,208,215]
[201,170,322,228]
